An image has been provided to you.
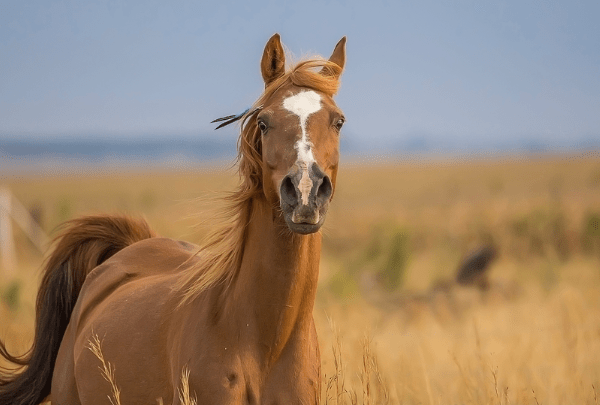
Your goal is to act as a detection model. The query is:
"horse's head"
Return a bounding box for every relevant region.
[252,34,346,235]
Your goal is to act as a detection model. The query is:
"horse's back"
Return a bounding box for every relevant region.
[72,237,197,330]
[52,237,200,404]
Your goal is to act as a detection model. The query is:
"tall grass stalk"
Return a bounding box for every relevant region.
[87,334,121,405]
[178,367,197,405]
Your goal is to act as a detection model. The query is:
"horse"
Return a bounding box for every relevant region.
[0,33,346,405]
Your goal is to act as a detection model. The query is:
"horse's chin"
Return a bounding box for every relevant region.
[283,212,326,234]
[286,220,323,235]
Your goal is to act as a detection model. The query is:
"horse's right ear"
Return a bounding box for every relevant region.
[328,36,346,72]
[321,36,346,79]
[261,33,286,87]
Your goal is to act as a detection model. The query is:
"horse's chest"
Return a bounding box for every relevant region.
[185,347,319,405]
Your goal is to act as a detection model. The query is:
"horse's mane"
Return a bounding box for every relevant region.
[177,57,342,304]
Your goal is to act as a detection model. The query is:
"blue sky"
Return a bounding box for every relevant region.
[1,0,599,150]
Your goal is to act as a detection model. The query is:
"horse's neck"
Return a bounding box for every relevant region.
[225,197,321,363]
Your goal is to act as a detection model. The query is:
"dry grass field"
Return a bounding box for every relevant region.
[1,151,600,404]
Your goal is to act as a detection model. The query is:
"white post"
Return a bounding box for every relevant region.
[9,192,49,251]
[0,186,17,276]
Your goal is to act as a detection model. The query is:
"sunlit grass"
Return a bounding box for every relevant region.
[87,334,121,405]
[2,152,600,403]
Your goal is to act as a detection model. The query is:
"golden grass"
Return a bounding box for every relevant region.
[87,334,121,405]
[315,262,600,404]
[177,368,197,405]
[1,152,600,403]
[87,335,197,405]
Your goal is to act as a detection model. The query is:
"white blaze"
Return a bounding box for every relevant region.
[282,90,322,206]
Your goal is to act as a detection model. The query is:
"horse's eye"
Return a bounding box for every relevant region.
[258,120,268,133]
[334,118,345,131]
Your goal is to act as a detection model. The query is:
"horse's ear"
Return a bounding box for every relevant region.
[261,33,286,87]
[323,36,346,78]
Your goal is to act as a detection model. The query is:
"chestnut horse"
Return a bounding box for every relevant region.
[0,34,346,404]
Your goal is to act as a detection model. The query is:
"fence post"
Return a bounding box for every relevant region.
[0,186,17,276]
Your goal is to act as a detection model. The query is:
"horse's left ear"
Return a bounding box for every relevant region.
[323,36,346,77]
[261,33,286,87]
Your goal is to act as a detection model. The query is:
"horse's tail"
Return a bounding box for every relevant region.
[0,215,156,405]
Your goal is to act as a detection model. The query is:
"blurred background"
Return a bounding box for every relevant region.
[2,0,599,171]
[1,1,600,403]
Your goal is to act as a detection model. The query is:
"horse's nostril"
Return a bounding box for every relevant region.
[317,175,332,203]
[281,176,298,206]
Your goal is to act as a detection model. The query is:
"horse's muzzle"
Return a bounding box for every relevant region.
[279,163,332,234]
